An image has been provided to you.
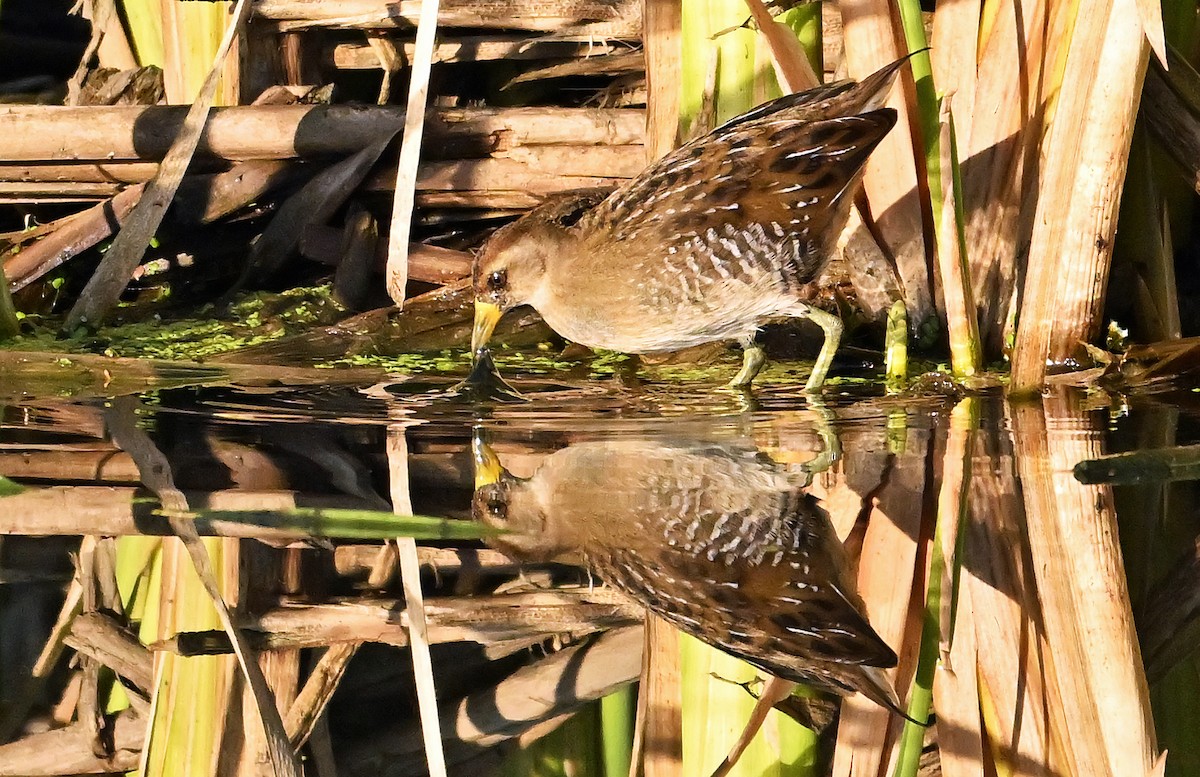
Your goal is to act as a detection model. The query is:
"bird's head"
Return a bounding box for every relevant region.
[470,190,608,352]
[471,430,563,561]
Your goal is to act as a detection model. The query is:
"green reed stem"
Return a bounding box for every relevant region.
[896,0,981,378]
[601,685,635,777]
[885,299,908,393]
[0,262,19,340]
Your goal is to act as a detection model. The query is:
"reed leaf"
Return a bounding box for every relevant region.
[680,634,816,777]
[0,475,23,496]
[188,507,496,541]
[120,0,165,68]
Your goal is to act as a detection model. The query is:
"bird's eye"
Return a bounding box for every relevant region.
[487,269,507,291]
[486,497,507,518]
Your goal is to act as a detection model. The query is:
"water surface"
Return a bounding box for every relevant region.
[0,355,1193,776]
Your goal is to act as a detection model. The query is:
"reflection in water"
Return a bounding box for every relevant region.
[472,432,905,713]
[0,368,1186,776]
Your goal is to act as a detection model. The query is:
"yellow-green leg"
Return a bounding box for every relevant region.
[728,339,766,388]
[802,307,843,392]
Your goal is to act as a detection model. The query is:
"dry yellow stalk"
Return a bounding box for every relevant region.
[383,0,441,306]
[930,0,979,142]
[958,0,1051,355]
[1010,0,1149,390]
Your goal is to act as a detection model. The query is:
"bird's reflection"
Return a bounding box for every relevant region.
[471,429,903,713]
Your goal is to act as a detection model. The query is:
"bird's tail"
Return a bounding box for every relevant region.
[844,49,929,113]
[850,664,927,726]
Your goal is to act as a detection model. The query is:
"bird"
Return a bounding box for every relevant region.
[470,430,904,713]
[470,56,909,392]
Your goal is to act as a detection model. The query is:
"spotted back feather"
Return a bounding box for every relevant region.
[584,110,895,298]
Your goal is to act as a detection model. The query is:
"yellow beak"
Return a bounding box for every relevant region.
[472,300,503,353]
[472,430,504,489]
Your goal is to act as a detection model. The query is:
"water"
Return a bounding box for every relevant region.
[0,353,1194,776]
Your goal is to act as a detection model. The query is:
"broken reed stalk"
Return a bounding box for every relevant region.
[4,183,143,292]
[0,105,646,162]
[1010,0,1150,392]
[949,0,1045,358]
[384,0,440,306]
[639,3,684,774]
[935,102,981,377]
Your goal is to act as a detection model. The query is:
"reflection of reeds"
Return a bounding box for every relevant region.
[830,407,926,777]
[136,536,240,776]
[2,391,1173,776]
[1012,393,1157,776]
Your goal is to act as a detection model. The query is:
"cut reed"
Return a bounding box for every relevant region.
[1010,0,1151,391]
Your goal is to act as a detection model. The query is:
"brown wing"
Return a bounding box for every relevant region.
[584,110,896,288]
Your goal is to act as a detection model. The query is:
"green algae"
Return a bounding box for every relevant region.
[3,286,345,361]
[0,284,990,394]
